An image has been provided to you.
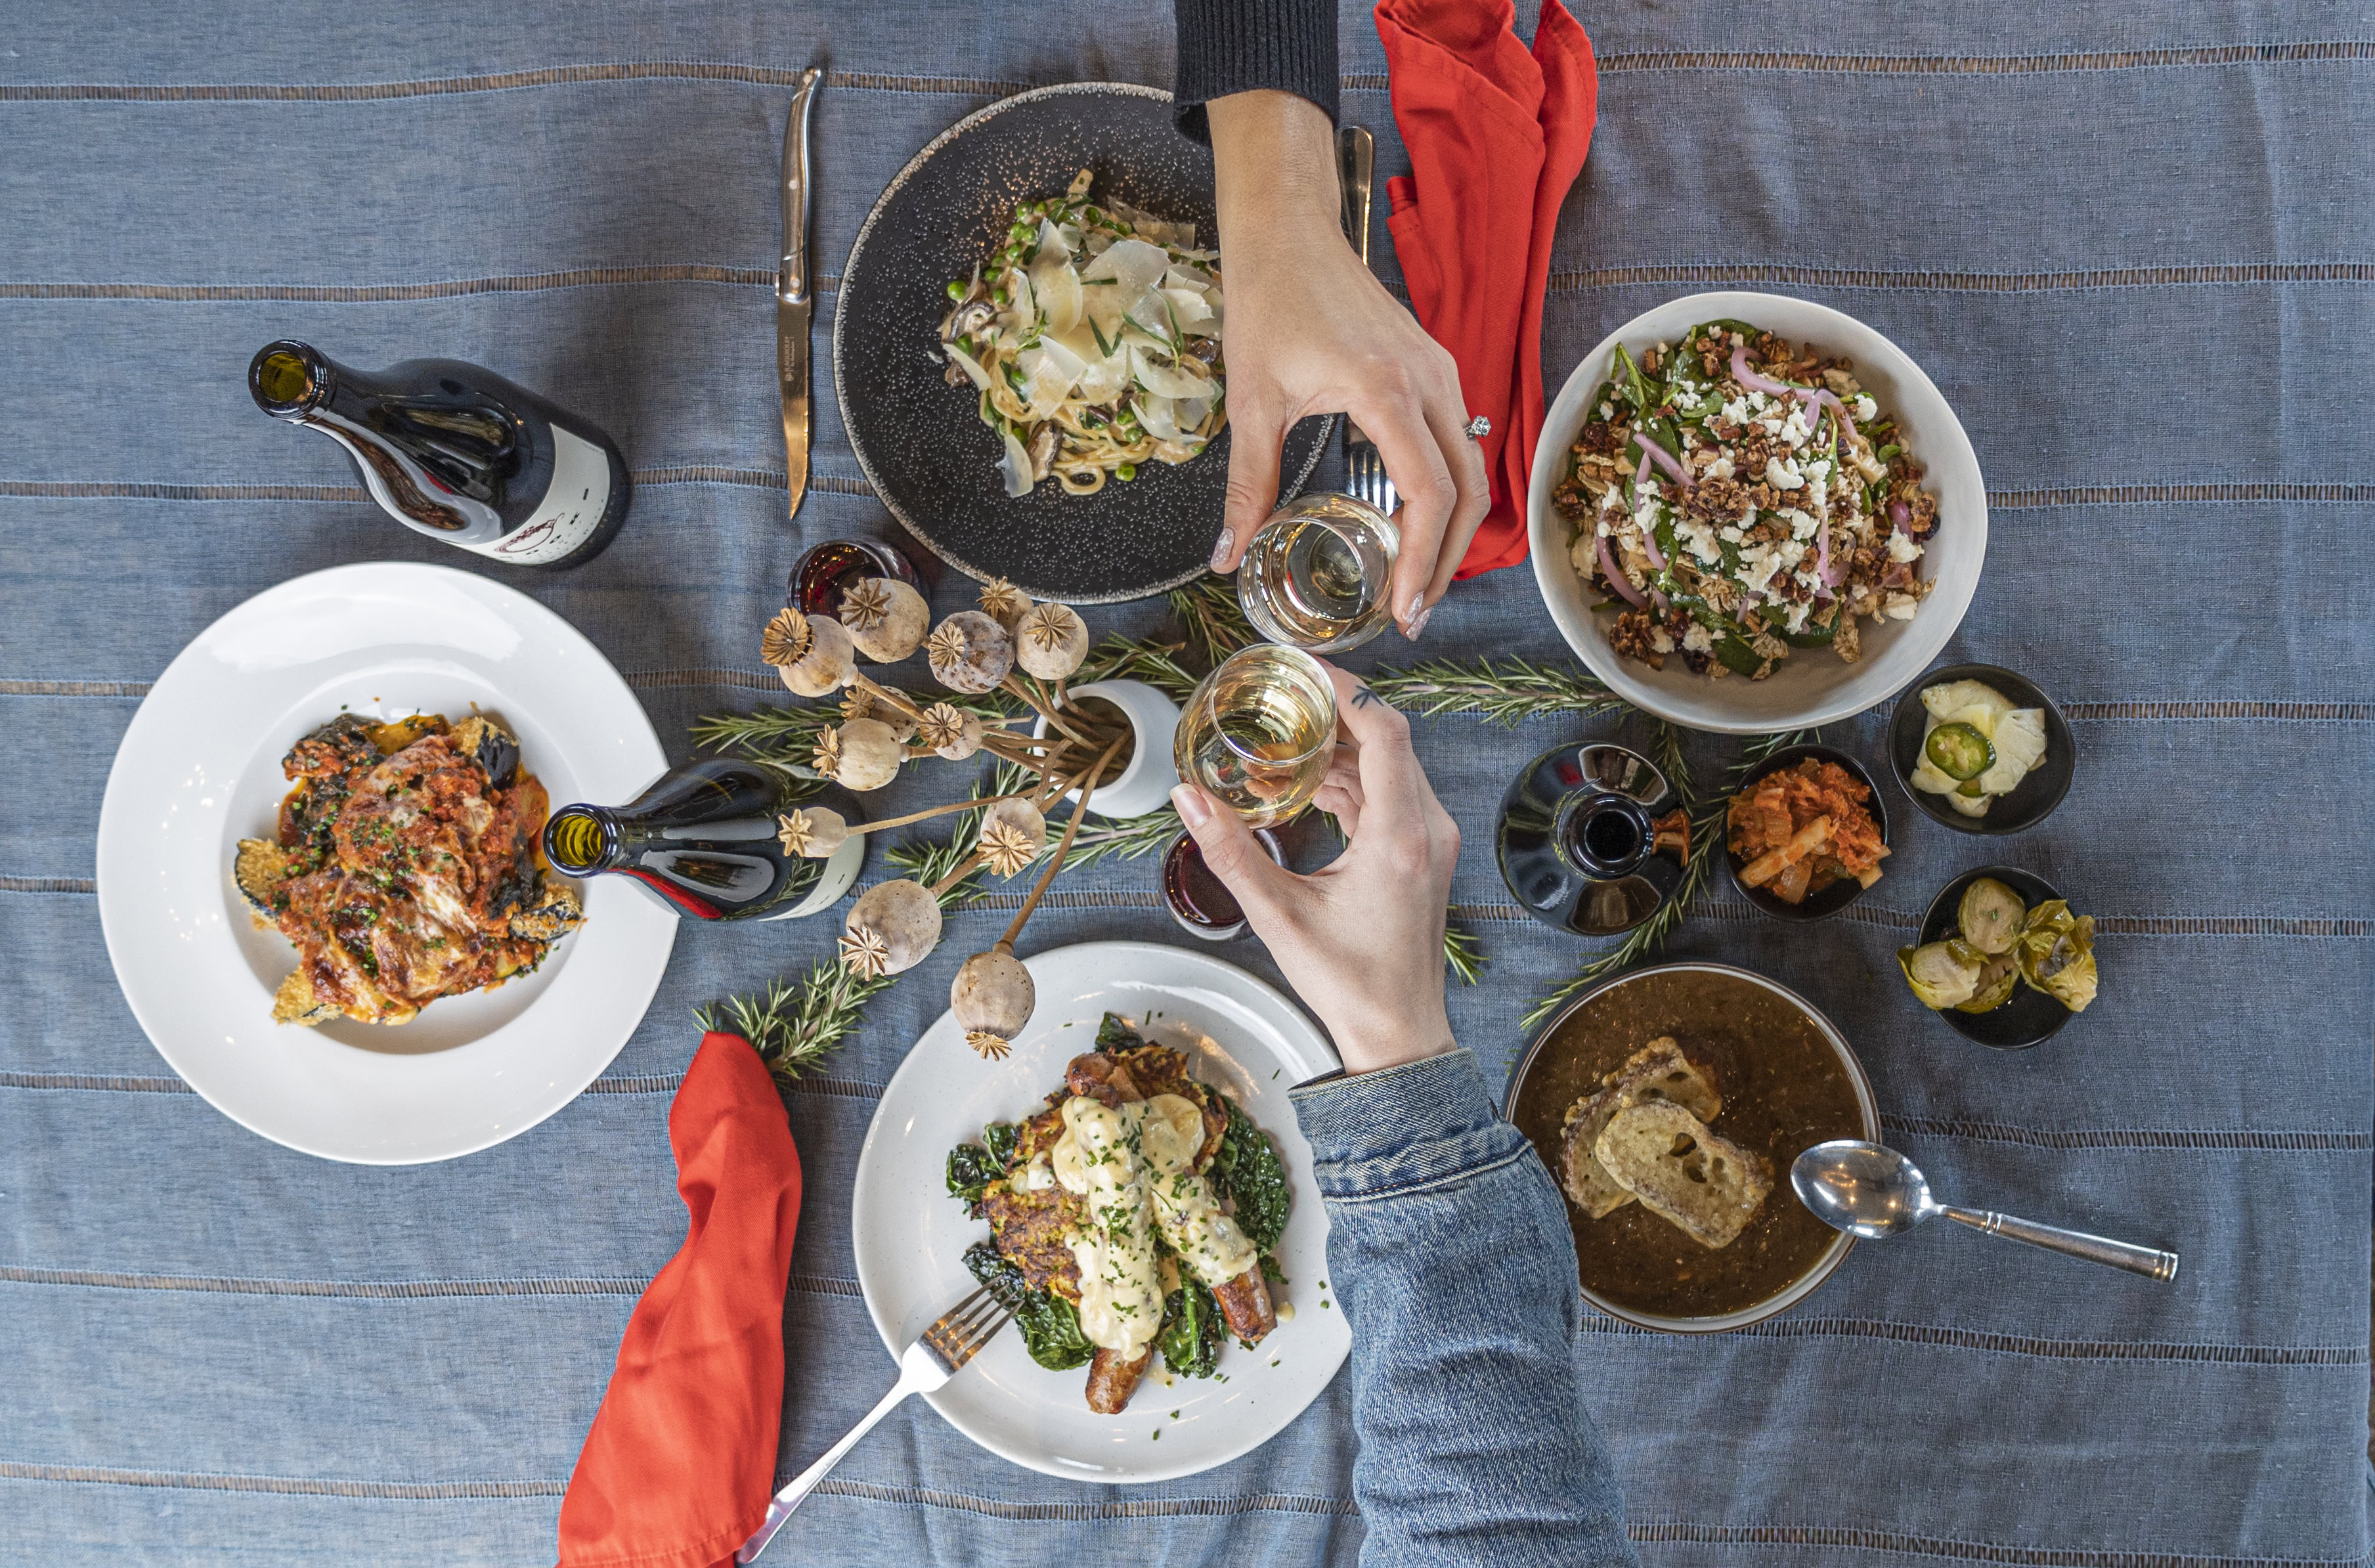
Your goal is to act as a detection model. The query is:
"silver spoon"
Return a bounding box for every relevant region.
[1791,1139,2179,1282]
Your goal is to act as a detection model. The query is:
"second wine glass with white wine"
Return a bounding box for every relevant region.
[1236,492,1399,652]
[1173,644,1340,829]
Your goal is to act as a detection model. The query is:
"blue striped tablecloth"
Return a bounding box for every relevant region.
[3,3,2368,1563]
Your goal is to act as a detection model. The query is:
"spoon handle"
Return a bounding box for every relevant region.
[1941,1207,2179,1282]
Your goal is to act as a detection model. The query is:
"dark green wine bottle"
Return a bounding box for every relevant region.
[249,339,632,569]
[542,762,865,921]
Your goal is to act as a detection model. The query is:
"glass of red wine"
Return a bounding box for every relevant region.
[1159,827,1285,941]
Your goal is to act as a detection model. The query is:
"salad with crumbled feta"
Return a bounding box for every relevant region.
[1552,321,1939,680]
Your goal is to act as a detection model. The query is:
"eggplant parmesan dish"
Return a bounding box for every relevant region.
[946,1016,1289,1414]
[234,712,584,1027]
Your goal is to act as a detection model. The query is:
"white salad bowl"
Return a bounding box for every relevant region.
[1527,292,1986,735]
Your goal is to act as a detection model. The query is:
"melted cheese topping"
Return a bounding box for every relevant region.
[1055,1097,1163,1355]
[1049,1092,1262,1353]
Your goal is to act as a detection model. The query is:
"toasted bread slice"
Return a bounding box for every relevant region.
[1558,1038,1722,1219]
[1594,1101,1770,1249]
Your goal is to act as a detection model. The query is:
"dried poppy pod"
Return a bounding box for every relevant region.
[841,878,942,976]
[978,797,1047,878]
[977,577,1032,634]
[1014,601,1089,681]
[775,806,850,859]
[917,701,986,761]
[951,944,1034,1060]
[925,611,1014,695]
[828,718,905,791]
[840,576,930,663]
[761,608,856,697]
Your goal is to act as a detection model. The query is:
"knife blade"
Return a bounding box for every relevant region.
[779,66,821,522]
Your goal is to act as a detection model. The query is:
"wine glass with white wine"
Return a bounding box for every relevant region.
[1235,492,1400,653]
[1173,644,1340,829]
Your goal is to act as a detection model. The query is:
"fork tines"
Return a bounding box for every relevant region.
[921,1284,1012,1371]
[1347,439,1398,517]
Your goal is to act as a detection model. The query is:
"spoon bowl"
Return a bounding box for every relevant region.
[1791,1139,1940,1238]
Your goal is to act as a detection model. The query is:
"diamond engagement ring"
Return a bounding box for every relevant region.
[1463,415,1491,439]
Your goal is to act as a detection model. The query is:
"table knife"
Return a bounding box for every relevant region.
[779,67,821,523]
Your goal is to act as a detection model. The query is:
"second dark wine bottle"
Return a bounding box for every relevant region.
[542,761,865,921]
[250,339,631,568]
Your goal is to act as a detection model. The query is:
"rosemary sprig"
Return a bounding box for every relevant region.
[1519,728,1814,1029]
[687,702,837,768]
[1370,656,1632,728]
[1167,575,1255,665]
[1444,915,1486,986]
[693,967,891,1091]
[1077,636,1201,701]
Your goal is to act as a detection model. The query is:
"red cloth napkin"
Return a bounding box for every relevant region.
[556,1032,803,1568]
[1376,0,1597,577]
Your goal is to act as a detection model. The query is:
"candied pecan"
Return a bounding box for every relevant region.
[1708,418,1743,443]
[1609,608,1663,668]
[1905,490,1940,536]
[1684,476,1750,526]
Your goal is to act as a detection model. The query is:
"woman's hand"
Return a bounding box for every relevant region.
[1206,91,1489,640]
[1170,662,1459,1073]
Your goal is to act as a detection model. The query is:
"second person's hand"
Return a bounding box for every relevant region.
[1169,662,1460,1074]
[1204,90,1489,641]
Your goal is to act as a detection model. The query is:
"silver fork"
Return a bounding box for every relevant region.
[1336,125,1399,519]
[735,1285,1012,1563]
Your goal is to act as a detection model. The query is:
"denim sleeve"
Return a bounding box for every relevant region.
[1290,1050,1638,1568]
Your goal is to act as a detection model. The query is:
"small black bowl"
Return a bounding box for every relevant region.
[1723,745,1891,922]
[1916,865,2074,1051]
[1888,664,2076,836]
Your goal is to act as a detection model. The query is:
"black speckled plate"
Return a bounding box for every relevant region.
[834,81,1328,604]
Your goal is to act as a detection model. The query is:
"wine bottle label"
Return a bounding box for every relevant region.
[464,426,614,565]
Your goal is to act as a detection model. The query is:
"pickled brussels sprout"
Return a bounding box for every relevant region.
[1898,941,1983,1009]
[1953,950,2020,1013]
[1956,877,2028,955]
[2016,900,2099,1013]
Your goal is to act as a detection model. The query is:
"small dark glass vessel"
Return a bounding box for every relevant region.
[250,339,631,568]
[1159,827,1284,940]
[543,762,863,921]
[787,538,923,619]
[1496,743,1686,938]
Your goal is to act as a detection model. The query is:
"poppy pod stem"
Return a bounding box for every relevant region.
[1000,733,1121,949]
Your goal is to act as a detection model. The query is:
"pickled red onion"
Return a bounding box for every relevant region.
[1595,534,1647,607]
[1633,433,1693,489]
[1730,341,1794,396]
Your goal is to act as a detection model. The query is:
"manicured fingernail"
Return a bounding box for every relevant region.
[1211,534,1234,571]
[1404,594,1432,638]
[1170,783,1212,827]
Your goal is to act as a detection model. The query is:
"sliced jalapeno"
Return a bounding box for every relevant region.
[1926,721,1996,781]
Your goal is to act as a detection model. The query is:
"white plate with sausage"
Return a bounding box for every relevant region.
[849,940,1351,1481]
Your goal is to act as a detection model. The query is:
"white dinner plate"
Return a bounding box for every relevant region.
[95,561,677,1164]
[850,940,1351,1482]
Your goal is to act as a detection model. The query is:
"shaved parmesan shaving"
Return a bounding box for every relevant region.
[999,428,1035,498]
[1136,395,1181,442]
[1160,286,1215,334]
[1131,346,1211,401]
[941,341,992,390]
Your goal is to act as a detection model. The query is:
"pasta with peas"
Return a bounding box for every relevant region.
[938,169,1225,498]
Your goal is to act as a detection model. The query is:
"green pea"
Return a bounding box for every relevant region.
[1116,463,1137,481]
[946,280,964,300]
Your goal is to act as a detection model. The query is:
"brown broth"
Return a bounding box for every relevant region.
[1512,967,1869,1320]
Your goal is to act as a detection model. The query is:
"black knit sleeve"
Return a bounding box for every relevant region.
[1173,0,1340,144]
